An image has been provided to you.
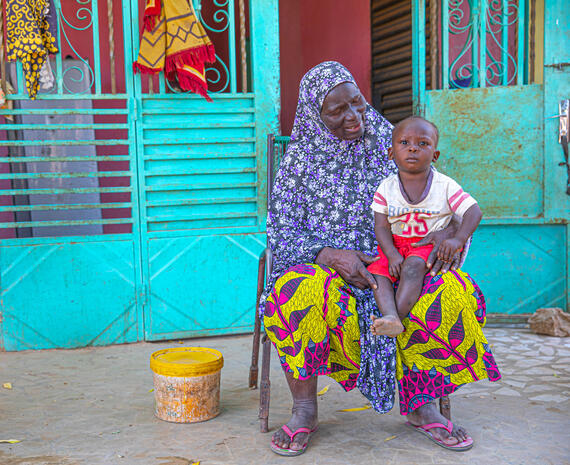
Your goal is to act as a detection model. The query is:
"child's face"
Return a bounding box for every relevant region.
[388,119,440,174]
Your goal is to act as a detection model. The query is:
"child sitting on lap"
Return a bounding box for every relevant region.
[368,116,482,338]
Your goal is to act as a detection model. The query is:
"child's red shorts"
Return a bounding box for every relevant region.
[367,236,433,283]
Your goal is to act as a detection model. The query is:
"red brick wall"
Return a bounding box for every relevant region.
[279,0,372,135]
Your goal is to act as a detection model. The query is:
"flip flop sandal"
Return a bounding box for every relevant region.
[270,424,318,457]
[406,420,474,452]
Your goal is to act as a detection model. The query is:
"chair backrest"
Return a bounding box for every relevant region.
[266,134,290,209]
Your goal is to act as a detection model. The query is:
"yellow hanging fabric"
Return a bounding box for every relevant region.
[133,0,215,101]
[5,0,58,99]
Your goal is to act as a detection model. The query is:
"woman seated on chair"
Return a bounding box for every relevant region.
[260,61,501,456]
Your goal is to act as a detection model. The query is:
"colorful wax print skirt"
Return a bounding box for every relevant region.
[263,264,501,414]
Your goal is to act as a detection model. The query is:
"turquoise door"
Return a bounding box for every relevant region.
[133,0,280,341]
[412,0,569,314]
[0,0,280,350]
[0,0,142,351]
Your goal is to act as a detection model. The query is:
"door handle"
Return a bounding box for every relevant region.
[558,99,569,195]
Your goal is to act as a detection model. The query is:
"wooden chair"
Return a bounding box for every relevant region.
[248,134,451,434]
[249,134,288,433]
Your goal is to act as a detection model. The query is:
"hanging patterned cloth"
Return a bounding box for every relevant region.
[5,0,58,99]
[134,0,216,101]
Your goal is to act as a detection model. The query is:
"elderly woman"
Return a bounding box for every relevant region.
[261,62,501,456]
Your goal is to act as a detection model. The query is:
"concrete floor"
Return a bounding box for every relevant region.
[0,328,569,465]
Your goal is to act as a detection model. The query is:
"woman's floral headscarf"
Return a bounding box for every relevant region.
[262,61,399,412]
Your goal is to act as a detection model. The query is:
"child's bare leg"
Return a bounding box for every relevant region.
[370,274,404,338]
[395,256,429,319]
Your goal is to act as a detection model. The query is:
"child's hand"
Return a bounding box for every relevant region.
[438,238,463,263]
[387,253,404,279]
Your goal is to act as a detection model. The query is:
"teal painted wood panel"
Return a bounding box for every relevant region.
[144,233,265,340]
[543,0,570,221]
[425,85,544,218]
[544,0,570,65]
[138,0,280,341]
[463,225,566,314]
[0,240,138,351]
[0,0,282,350]
[415,0,569,313]
[140,96,258,235]
[250,0,280,228]
[544,70,570,221]
[0,0,144,351]
[543,0,570,307]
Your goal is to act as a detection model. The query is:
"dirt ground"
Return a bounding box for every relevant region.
[0,328,569,465]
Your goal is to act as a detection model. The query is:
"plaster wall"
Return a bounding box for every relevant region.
[279,0,372,135]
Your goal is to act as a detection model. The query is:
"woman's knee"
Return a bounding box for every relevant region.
[267,263,347,327]
[267,265,325,314]
[273,263,334,295]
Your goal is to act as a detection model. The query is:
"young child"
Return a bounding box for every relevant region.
[367,116,482,338]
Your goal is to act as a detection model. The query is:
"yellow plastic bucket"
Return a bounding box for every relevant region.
[150,347,224,423]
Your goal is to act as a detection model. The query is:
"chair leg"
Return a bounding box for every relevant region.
[259,335,271,433]
[249,248,269,389]
[249,309,261,389]
[439,395,451,420]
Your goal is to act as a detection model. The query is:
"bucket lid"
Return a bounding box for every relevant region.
[150,347,224,377]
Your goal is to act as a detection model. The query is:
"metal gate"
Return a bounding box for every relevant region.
[411,0,569,314]
[0,0,279,351]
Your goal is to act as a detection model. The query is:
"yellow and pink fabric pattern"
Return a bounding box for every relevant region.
[264,263,501,414]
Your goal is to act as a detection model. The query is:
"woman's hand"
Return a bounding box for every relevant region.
[412,226,462,276]
[315,247,378,289]
[438,237,463,263]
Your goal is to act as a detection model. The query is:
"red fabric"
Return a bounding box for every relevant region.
[132,62,161,74]
[367,236,434,283]
[133,0,216,100]
[164,44,216,100]
[165,44,216,71]
[143,0,162,31]
[177,63,212,102]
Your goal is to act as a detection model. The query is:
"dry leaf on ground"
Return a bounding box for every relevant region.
[317,385,330,396]
[338,405,371,412]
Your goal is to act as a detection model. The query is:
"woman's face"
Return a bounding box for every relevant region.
[320,82,366,140]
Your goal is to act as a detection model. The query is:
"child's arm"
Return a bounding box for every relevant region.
[437,203,482,262]
[374,212,404,279]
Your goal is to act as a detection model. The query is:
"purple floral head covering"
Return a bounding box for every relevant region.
[262,61,398,413]
[292,60,357,134]
[289,61,394,163]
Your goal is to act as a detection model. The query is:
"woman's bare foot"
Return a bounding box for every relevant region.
[271,399,319,451]
[406,400,471,445]
[271,373,319,452]
[370,314,404,338]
